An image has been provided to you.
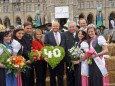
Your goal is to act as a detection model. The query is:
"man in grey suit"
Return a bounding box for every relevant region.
[61,21,79,86]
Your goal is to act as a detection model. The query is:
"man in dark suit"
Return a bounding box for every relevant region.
[62,21,79,86]
[21,22,34,86]
[44,20,64,86]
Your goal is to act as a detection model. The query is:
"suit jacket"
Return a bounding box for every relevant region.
[32,39,45,60]
[44,31,63,46]
[22,34,33,60]
[61,31,79,63]
[32,39,44,51]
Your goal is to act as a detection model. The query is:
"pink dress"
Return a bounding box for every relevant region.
[17,72,22,86]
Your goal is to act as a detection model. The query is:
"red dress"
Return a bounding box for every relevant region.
[32,39,47,86]
[32,39,45,60]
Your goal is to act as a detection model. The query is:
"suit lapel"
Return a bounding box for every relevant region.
[50,31,62,46]
[51,31,57,45]
[75,31,79,42]
[59,32,62,45]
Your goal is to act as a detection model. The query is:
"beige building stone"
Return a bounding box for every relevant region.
[0,0,115,28]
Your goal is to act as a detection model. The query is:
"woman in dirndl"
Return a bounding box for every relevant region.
[72,30,89,86]
[87,24,109,86]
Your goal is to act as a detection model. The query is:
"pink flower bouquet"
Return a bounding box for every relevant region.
[84,49,97,64]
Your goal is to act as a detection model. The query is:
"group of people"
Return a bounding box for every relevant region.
[0,18,109,86]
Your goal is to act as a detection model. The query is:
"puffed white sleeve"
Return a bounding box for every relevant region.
[80,41,89,52]
[11,39,21,53]
[98,36,107,46]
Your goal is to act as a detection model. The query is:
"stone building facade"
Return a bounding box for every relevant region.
[0,0,115,28]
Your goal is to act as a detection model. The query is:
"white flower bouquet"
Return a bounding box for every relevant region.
[68,42,85,70]
[68,42,85,61]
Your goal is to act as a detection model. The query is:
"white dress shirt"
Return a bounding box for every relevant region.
[73,32,76,38]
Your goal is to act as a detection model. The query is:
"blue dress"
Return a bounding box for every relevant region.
[3,42,17,86]
[5,71,17,86]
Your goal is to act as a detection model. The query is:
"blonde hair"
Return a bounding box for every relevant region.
[34,29,42,40]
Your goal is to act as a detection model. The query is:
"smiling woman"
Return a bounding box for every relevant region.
[32,29,47,86]
[34,29,42,40]
[13,26,24,41]
[87,24,109,86]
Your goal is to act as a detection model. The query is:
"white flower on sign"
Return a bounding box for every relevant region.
[53,48,61,58]
[44,49,53,58]
[48,51,52,58]
[44,49,49,55]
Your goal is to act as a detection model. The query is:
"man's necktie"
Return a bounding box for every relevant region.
[55,33,59,45]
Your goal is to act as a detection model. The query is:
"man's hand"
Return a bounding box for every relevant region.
[26,60,31,64]
[0,63,5,68]
[44,58,48,62]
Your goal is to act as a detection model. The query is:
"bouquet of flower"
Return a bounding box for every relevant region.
[68,43,85,70]
[84,49,97,64]
[4,56,28,76]
[68,43,85,61]
[28,49,41,62]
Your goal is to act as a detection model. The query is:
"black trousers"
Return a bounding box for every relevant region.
[49,60,64,86]
[21,64,34,86]
[66,62,75,86]
[74,64,81,86]
[35,60,47,86]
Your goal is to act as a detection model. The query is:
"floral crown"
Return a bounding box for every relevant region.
[15,25,24,30]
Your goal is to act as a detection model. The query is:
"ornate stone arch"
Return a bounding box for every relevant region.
[3,17,11,28]
[109,11,115,29]
[27,16,33,23]
[15,16,21,25]
[79,13,85,19]
[87,13,94,24]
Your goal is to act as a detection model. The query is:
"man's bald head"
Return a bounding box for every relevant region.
[52,20,60,32]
